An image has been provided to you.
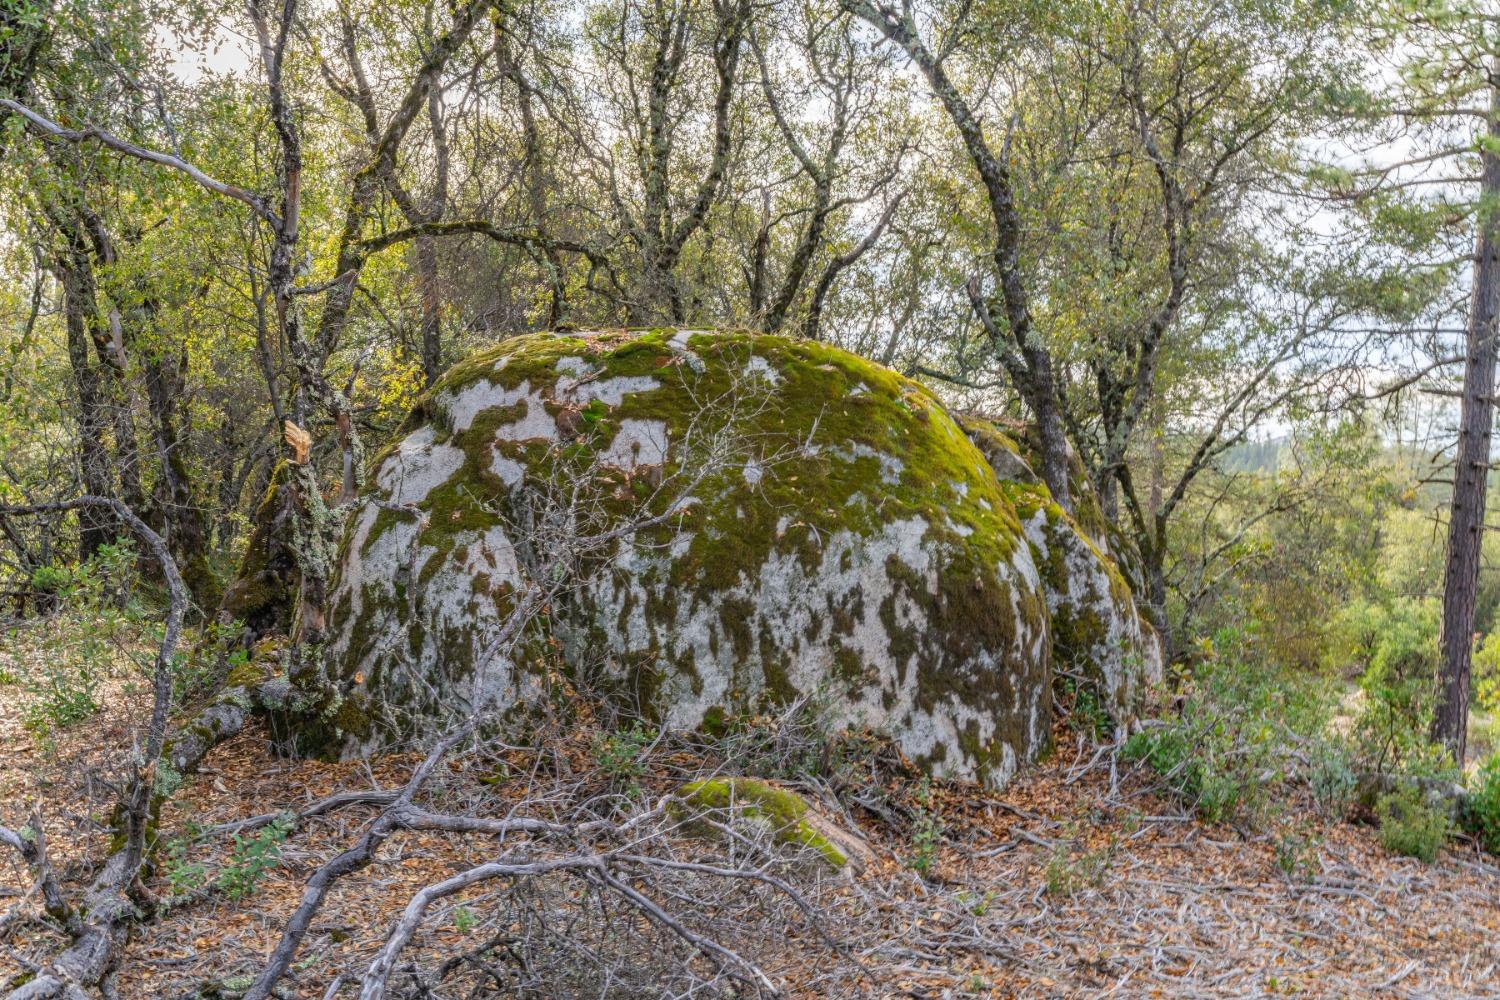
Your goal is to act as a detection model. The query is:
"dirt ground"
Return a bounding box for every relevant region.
[3,678,1499,999]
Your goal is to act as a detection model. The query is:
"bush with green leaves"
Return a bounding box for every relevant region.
[1307,742,1360,818]
[1122,655,1337,827]
[158,826,210,906]
[1348,599,1441,772]
[1375,784,1450,863]
[590,722,657,798]
[1474,634,1500,717]
[17,540,142,737]
[1463,754,1500,855]
[219,814,294,900]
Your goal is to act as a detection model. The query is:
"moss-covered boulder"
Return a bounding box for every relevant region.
[302,329,1153,787]
[960,418,1163,723]
[674,777,872,869]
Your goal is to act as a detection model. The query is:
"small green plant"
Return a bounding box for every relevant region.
[955,888,994,916]
[1043,834,1115,897]
[452,905,476,935]
[159,827,209,906]
[591,722,656,797]
[1375,785,1450,863]
[906,777,945,878]
[1463,754,1500,854]
[16,540,143,737]
[29,564,71,594]
[219,814,294,900]
[1056,674,1111,741]
[1308,743,1359,818]
[1273,826,1322,881]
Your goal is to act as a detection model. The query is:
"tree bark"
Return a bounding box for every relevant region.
[1433,77,1500,763]
[842,0,1072,511]
[55,254,116,558]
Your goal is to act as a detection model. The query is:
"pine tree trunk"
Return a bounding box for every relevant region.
[1434,79,1500,763]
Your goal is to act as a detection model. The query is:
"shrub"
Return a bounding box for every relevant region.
[1375,785,1450,863]
[1122,657,1339,827]
[219,814,294,900]
[1044,833,1116,897]
[906,777,944,878]
[1475,634,1500,716]
[16,540,144,737]
[591,722,656,798]
[1122,722,1258,824]
[1350,599,1440,772]
[1463,754,1500,855]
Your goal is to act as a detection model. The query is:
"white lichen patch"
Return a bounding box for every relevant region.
[489,453,525,486]
[557,374,660,407]
[375,426,464,505]
[598,419,669,472]
[747,354,782,385]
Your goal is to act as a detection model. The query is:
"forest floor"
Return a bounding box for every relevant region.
[3,677,1500,999]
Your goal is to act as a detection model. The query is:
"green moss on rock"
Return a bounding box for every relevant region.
[300,329,1157,787]
[675,777,850,867]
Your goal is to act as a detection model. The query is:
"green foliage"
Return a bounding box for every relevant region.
[219,815,294,901]
[1273,825,1322,881]
[1473,634,1500,716]
[906,777,944,878]
[16,540,143,738]
[955,888,994,916]
[159,825,209,905]
[1123,726,1254,823]
[1056,675,1111,741]
[452,905,477,935]
[1347,600,1443,773]
[1462,755,1500,855]
[1044,833,1116,897]
[1375,785,1450,863]
[28,564,70,593]
[1123,656,1336,826]
[1307,742,1360,819]
[590,722,657,798]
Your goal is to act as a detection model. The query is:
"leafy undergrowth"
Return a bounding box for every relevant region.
[4,689,1500,999]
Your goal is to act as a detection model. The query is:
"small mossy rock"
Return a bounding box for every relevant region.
[960,417,1163,725]
[674,777,872,870]
[306,329,1119,786]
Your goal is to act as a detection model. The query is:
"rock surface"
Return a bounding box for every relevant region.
[960,419,1164,725]
[295,329,1158,787]
[675,777,873,870]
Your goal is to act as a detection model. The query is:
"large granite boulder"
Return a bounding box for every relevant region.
[960,419,1164,723]
[294,329,1156,787]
